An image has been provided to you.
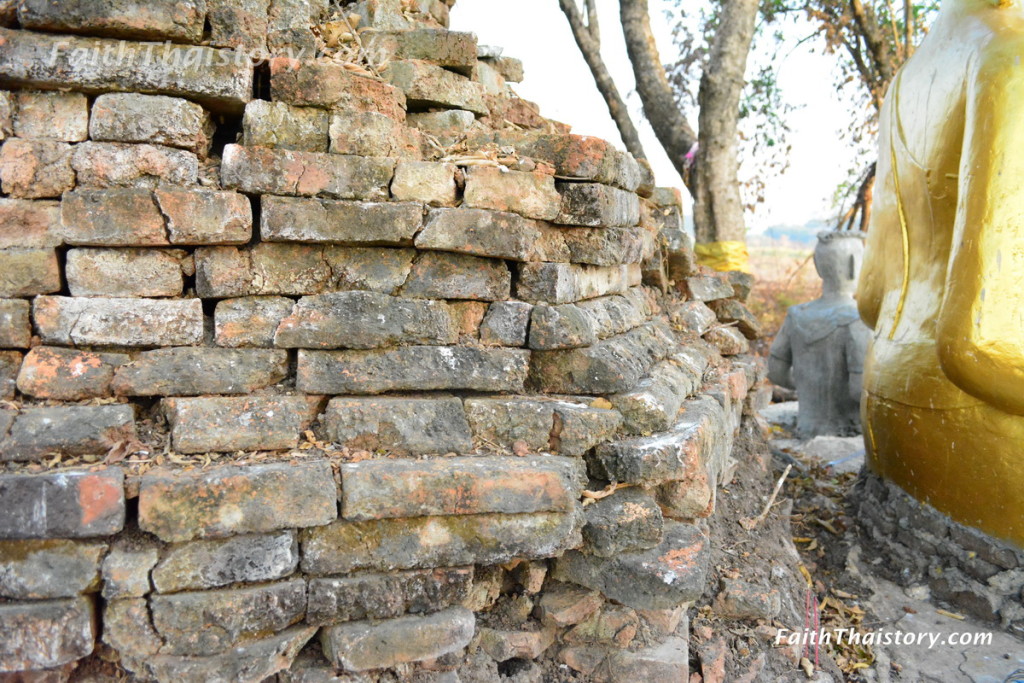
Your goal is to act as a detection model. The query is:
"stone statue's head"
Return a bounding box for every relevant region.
[815,231,865,297]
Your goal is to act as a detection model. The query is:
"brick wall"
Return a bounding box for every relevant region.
[0,1,770,680]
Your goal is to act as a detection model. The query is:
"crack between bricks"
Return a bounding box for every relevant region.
[151,191,175,246]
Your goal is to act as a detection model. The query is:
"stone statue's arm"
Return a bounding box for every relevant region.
[938,49,1024,415]
[767,318,794,389]
[846,323,870,404]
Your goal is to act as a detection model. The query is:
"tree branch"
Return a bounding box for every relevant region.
[584,0,600,46]
[620,0,697,184]
[558,0,647,160]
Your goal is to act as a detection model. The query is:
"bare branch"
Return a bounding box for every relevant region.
[584,0,600,46]
[558,0,647,160]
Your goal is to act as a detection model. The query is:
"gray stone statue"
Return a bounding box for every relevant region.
[768,232,871,437]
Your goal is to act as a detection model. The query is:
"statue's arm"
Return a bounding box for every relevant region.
[938,49,1024,415]
[768,318,794,389]
[846,323,871,404]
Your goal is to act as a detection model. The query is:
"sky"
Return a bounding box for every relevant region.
[449,0,864,232]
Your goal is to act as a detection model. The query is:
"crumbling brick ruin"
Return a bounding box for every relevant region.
[0,1,770,680]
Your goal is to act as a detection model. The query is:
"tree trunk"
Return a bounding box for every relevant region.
[691,0,759,244]
[558,0,647,161]
[619,0,696,184]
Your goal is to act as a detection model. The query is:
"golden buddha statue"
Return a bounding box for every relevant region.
[859,0,1024,547]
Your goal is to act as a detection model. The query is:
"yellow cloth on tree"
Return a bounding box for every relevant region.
[694,241,751,274]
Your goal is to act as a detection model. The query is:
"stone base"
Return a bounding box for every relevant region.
[856,470,1024,634]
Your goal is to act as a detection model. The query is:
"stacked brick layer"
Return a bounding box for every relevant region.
[0,1,769,681]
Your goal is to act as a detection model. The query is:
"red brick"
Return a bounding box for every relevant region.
[0,596,96,671]
[463,166,561,221]
[16,346,128,400]
[270,58,406,120]
[33,296,204,347]
[71,141,198,189]
[0,468,125,539]
[62,189,167,246]
[0,351,19,399]
[162,395,323,454]
[112,348,288,397]
[89,93,214,155]
[214,296,294,348]
[154,188,252,244]
[0,138,74,198]
[0,198,62,248]
[1,405,137,463]
[138,461,337,542]
[340,456,584,521]
[17,0,206,42]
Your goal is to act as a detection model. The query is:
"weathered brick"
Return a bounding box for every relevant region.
[103,597,162,662]
[270,57,406,118]
[0,91,11,139]
[162,395,322,454]
[12,91,89,142]
[0,138,74,198]
[563,604,638,647]
[480,301,532,346]
[307,566,472,626]
[152,531,298,593]
[391,161,457,206]
[33,296,204,347]
[0,29,253,113]
[407,109,478,144]
[138,461,336,542]
[302,512,581,575]
[329,111,422,158]
[0,198,61,248]
[215,296,294,348]
[221,144,393,200]
[417,207,568,262]
[62,188,165,246]
[463,166,560,221]
[261,195,421,245]
[66,248,187,297]
[1,405,136,463]
[17,0,206,42]
[0,351,19,398]
[266,0,326,54]
[610,359,703,435]
[151,579,307,656]
[685,273,734,301]
[492,56,525,83]
[668,300,718,336]
[474,60,508,96]
[517,262,641,304]
[89,93,214,155]
[704,325,749,355]
[591,396,726,486]
[509,134,641,191]
[365,29,477,72]
[340,456,584,521]
[602,636,690,682]
[583,488,664,558]
[528,289,653,350]
[1,299,31,349]
[384,60,488,115]
[320,608,475,672]
[402,251,511,301]
[554,521,710,610]
[112,348,288,396]
[196,243,416,297]
[243,100,329,152]
[0,597,96,672]
[71,141,199,189]
[207,0,270,52]
[556,182,641,228]
[101,542,159,599]
[274,291,455,349]
[561,226,646,266]
[155,188,253,244]
[135,626,316,683]
[325,396,471,455]
[465,398,621,457]
[297,346,530,394]
[0,540,106,599]
[0,248,60,296]
[708,298,762,339]
[0,468,125,539]
[16,346,128,400]
[537,582,603,627]
[529,320,676,395]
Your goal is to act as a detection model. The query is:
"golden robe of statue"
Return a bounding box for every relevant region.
[859,0,1024,547]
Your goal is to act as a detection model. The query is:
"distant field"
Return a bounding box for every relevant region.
[746,242,819,355]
